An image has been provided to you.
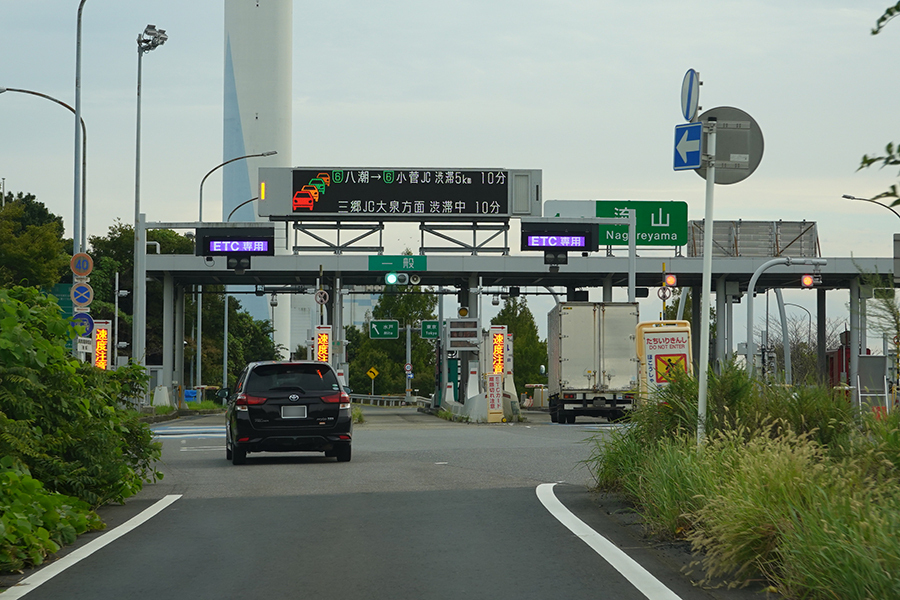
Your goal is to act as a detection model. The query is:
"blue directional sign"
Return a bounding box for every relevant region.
[71,313,94,336]
[70,283,94,307]
[674,122,703,171]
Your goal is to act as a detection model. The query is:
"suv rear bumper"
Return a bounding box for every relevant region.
[236,432,351,453]
[230,413,352,454]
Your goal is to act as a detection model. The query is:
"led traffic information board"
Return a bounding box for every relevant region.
[258,167,542,220]
[195,227,276,256]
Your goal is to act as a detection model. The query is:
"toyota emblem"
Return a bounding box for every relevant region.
[289,394,300,402]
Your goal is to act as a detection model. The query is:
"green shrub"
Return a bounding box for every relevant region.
[0,286,162,507]
[776,474,900,599]
[0,456,103,572]
[588,362,900,596]
[687,429,828,582]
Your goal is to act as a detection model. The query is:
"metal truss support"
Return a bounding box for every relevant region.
[291,221,385,254]
[419,221,509,255]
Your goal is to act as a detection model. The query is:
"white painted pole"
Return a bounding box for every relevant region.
[696,119,716,445]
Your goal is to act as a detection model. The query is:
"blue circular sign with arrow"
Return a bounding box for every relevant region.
[71,313,94,336]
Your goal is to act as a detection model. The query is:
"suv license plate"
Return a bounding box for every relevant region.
[281,405,307,419]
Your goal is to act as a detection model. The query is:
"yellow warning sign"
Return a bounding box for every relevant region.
[367,367,379,380]
[654,354,687,383]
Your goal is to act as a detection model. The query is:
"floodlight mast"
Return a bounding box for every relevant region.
[132,23,167,371]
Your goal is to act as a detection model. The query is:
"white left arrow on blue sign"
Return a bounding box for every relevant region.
[674,122,703,171]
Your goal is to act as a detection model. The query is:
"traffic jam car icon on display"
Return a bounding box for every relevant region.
[301,184,320,202]
[292,173,332,212]
[292,190,315,211]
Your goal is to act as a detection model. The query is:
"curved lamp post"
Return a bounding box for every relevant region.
[746,257,827,379]
[132,24,167,370]
[784,302,813,345]
[842,194,900,220]
[222,196,259,391]
[0,87,88,250]
[196,152,275,388]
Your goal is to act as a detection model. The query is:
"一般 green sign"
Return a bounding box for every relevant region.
[368,255,427,271]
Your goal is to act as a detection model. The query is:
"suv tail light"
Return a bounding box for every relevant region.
[322,391,351,409]
[235,393,267,406]
[321,391,350,404]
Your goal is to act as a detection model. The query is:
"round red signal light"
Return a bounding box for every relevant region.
[801,274,815,288]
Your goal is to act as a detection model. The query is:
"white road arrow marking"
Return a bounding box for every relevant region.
[676,129,700,162]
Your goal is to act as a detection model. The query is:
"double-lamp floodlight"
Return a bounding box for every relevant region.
[138,24,167,54]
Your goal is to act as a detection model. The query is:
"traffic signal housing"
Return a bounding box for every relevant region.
[384,272,409,285]
[227,256,251,275]
[800,274,815,288]
[663,273,677,287]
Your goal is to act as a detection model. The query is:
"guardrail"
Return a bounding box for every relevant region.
[350,394,431,408]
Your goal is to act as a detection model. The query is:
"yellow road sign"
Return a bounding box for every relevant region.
[654,354,687,383]
[366,367,379,380]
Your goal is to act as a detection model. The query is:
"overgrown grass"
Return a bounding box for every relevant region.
[183,400,222,411]
[586,363,900,598]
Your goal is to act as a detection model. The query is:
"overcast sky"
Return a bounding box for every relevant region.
[1,1,898,342]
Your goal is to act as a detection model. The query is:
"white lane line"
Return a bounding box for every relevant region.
[4,494,182,599]
[536,483,682,600]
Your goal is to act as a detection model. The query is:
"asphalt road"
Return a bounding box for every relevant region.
[2,408,766,600]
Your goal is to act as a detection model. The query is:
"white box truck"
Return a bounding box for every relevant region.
[547,302,640,424]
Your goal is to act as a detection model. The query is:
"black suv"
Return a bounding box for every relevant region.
[226,361,352,464]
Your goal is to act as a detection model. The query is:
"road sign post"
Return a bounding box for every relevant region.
[696,118,717,445]
[367,366,378,395]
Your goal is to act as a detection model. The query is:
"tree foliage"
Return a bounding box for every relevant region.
[346,286,438,395]
[0,194,68,288]
[0,286,161,508]
[872,1,900,34]
[859,4,900,201]
[87,220,279,385]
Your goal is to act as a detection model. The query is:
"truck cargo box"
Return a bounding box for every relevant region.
[547,302,639,423]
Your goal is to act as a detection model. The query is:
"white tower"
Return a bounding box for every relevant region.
[223,0,292,355]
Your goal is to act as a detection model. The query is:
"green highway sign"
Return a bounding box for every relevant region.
[368,255,427,271]
[369,320,400,339]
[543,200,688,246]
[595,200,688,246]
[421,320,440,339]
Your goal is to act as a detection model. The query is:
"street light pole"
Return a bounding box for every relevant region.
[222,196,260,391]
[842,194,900,220]
[0,87,87,250]
[196,151,275,388]
[132,24,167,370]
[73,0,87,256]
[746,257,827,379]
[784,302,813,346]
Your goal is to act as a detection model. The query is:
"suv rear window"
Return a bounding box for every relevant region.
[246,364,340,394]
